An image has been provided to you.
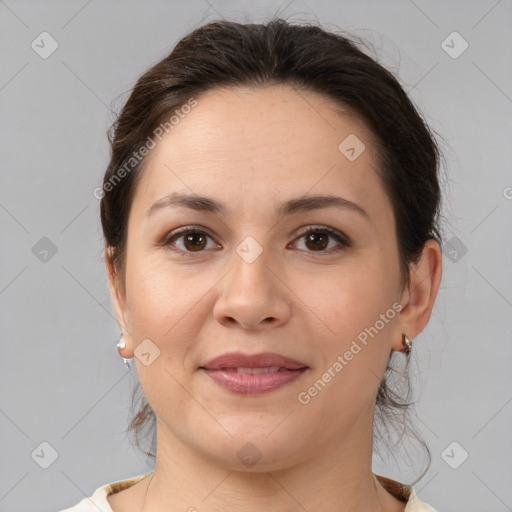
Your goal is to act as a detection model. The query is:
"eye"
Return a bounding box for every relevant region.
[163,226,220,255]
[291,226,350,254]
[162,225,350,256]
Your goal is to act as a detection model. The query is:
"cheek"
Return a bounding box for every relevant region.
[124,257,203,409]
[123,250,237,392]
[300,268,396,423]
[314,259,398,380]
[127,248,194,312]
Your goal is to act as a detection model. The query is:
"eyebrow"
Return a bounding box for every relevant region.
[145,192,370,220]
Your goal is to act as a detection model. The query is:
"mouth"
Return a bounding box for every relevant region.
[199,352,309,395]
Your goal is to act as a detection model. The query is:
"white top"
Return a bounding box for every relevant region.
[59,472,438,511]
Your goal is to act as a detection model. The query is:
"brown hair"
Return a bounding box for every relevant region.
[101,18,444,484]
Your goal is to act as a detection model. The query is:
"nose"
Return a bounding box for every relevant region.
[212,246,292,331]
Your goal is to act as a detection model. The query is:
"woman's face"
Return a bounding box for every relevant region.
[111,84,412,470]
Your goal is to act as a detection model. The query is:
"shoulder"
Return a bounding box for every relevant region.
[57,473,151,512]
[375,474,438,512]
[405,488,438,512]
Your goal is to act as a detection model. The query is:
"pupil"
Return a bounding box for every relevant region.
[186,233,205,251]
[307,232,328,250]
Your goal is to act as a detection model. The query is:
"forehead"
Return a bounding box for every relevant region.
[148,84,376,162]
[130,84,389,222]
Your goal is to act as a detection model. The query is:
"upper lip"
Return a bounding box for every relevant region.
[201,351,309,370]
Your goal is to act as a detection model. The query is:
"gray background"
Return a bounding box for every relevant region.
[1,1,511,511]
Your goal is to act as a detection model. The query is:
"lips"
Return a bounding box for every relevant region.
[201,351,308,371]
[200,352,309,395]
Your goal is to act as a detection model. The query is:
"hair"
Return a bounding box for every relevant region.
[100,17,445,484]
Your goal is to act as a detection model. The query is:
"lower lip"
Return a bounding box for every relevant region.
[201,368,308,395]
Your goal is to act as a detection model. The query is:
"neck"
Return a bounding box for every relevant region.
[140,408,403,512]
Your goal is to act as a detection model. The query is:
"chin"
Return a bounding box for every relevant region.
[197,428,309,473]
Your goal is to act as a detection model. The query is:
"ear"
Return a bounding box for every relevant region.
[392,239,443,351]
[104,247,133,340]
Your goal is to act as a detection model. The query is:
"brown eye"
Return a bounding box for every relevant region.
[182,232,207,251]
[164,227,218,255]
[292,226,349,254]
[304,232,329,251]
[163,225,349,257]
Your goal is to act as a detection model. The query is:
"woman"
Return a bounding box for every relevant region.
[61,17,443,512]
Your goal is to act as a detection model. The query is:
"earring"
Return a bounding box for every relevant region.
[116,333,132,369]
[403,334,413,356]
[116,334,126,350]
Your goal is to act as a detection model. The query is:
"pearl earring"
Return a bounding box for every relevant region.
[116,333,131,369]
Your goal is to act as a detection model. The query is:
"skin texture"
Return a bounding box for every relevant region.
[106,84,442,512]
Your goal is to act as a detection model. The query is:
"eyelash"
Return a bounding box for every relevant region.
[161,225,350,257]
